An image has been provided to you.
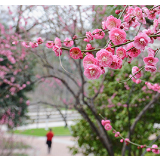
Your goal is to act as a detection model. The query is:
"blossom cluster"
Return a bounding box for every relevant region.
[0,108,21,128]
[18,6,160,99]
[83,6,160,81]
[0,108,17,127]
[145,82,160,92]
[0,22,35,128]
[17,5,160,100]
[19,6,160,83]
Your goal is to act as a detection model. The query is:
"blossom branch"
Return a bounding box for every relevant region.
[119,5,128,19]
[99,114,160,151]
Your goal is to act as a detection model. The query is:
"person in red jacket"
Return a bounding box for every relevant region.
[46,128,54,154]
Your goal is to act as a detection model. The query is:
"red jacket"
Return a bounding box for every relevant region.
[46,131,54,141]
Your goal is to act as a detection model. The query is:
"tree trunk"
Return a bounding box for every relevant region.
[74,102,114,156]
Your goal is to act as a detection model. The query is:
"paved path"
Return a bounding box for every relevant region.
[11,134,83,156]
[1,123,83,156]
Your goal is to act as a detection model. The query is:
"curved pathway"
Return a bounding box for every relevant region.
[12,134,83,156]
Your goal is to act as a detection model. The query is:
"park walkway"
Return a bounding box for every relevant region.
[1,122,83,156]
[11,134,83,156]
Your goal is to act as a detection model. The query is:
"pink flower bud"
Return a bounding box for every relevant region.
[115,10,121,14]
[146,148,151,152]
[115,132,120,137]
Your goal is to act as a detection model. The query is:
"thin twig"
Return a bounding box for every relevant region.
[99,112,160,150]
[119,5,128,19]
[119,66,145,83]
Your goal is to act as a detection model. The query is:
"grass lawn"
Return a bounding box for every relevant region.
[14,126,71,137]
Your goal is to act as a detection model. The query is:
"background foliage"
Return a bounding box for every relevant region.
[70,62,160,156]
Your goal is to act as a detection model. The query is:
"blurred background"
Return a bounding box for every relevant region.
[0,5,160,156]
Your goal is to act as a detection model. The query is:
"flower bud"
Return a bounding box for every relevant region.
[115,10,121,14]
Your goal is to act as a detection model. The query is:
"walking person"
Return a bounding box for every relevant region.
[46,128,54,154]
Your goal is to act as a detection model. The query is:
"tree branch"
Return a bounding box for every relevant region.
[130,92,160,134]
[121,92,160,155]
[92,73,107,100]
[31,101,68,127]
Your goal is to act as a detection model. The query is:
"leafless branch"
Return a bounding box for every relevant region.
[31,101,68,127]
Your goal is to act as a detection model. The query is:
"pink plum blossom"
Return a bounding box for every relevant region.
[130,75,142,84]
[100,67,105,74]
[125,138,130,145]
[104,123,112,131]
[63,37,73,47]
[146,83,160,93]
[92,29,105,39]
[101,120,111,126]
[134,32,150,50]
[72,35,77,40]
[70,47,82,59]
[86,31,94,41]
[153,19,159,34]
[115,132,120,137]
[134,7,143,18]
[126,42,141,58]
[21,42,30,48]
[152,144,160,154]
[83,55,98,68]
[142,7,150,16]
[143,29,154,44]
[84,64,101,80]
[96,49,113,67]
[134,7,146,24]
[12,41,18,45]
[37,37,44,44]
[145,65,157,73]
[132,66,142,79]
[126,6,134,14]
[54,37,61,47]
[109,55,122,69]
[109,28,126,45]
[52,46,62,57]
[115,10,121,15]
[148,10,157,20]
[152,83,160,91]
[102,15,121,30]
[102,120,112,130]
[46,41,54,48]
[29,42,38,48]
[146,48,156,57]
[105,46,115,55]
[120,22,129,31]
[116,47,126,59]
[145,82,152,89]
[143,53,159,66]
[86,44,95,50]
[146,148,151,152]
[123,12,140,28]
[84,38,90,42]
